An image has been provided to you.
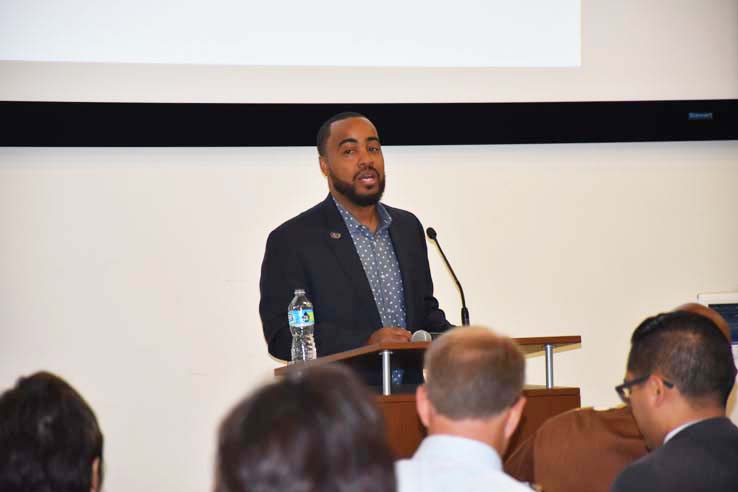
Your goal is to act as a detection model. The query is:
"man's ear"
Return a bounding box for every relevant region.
[91,457,101,492]
[319,156,329,177]
[503,396,527,441]
[650,374,668,407]
[416,385,432,428]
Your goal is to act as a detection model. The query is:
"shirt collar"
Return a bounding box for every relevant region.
[332,195,392,234]
[413,434,502,470]
[663,419,703,444]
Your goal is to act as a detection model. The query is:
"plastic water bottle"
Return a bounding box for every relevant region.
[288,289,316,363]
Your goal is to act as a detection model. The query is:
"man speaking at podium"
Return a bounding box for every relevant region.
[259,112,450,360]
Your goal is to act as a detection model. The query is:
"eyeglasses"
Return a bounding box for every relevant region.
[615,374,674,404]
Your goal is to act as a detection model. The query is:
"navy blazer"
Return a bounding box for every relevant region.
[259,195,450,361]
[611,416,738,492]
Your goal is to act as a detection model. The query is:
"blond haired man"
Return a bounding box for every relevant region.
[396,327,531,492]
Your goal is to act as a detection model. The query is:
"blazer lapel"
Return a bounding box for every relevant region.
[319,196,382,328]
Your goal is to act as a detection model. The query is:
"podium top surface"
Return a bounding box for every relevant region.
[514,335,582,354]
[274,335,581,376]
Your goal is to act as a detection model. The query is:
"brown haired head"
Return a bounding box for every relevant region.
[423,326,525,420]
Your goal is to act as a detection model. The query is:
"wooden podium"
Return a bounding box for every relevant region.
[275,335,581,458]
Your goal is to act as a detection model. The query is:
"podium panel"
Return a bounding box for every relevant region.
[275,336,583,459]
[377,386,581,459]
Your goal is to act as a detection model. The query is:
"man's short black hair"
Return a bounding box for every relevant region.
[628,311,737,406]
[0,371,104,492]
[316,111,367,156]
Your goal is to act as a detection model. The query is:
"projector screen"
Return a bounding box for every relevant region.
[0,0,580,68]
[1,0,736,104]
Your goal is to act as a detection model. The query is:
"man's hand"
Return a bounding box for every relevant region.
[367,327,411,345]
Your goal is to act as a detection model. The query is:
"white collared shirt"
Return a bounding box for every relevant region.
[395,434,532,492]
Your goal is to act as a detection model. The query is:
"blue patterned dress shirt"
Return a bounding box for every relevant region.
[333,197,408,328]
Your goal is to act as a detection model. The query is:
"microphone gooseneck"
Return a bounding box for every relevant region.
[425,227,470,326]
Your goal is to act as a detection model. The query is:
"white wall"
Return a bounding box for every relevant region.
[1,141,737,491]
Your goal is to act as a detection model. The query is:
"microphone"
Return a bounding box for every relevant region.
[411,330,432,342]
[426,227,470,326]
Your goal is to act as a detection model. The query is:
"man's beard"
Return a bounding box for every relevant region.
[330,170,386,207]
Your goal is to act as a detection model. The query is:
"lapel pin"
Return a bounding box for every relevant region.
[329,232,342,240]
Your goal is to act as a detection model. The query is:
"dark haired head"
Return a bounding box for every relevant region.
[0,371,104,492]
[316,112,367,156]
[628,311,737,406]
[216,364,395,492]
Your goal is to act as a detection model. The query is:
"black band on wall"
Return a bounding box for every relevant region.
[1,100,736,147]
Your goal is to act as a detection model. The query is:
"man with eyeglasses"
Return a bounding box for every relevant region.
[503,302,731,492]
[612,310,738,492]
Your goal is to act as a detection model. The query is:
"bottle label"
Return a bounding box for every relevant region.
[288,309,315,327]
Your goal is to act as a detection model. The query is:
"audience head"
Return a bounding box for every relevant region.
[0,371,104,492]
[673,302,732,341]
[621,311,737,448]
[215,364,395,492]
[418,326,526,453]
